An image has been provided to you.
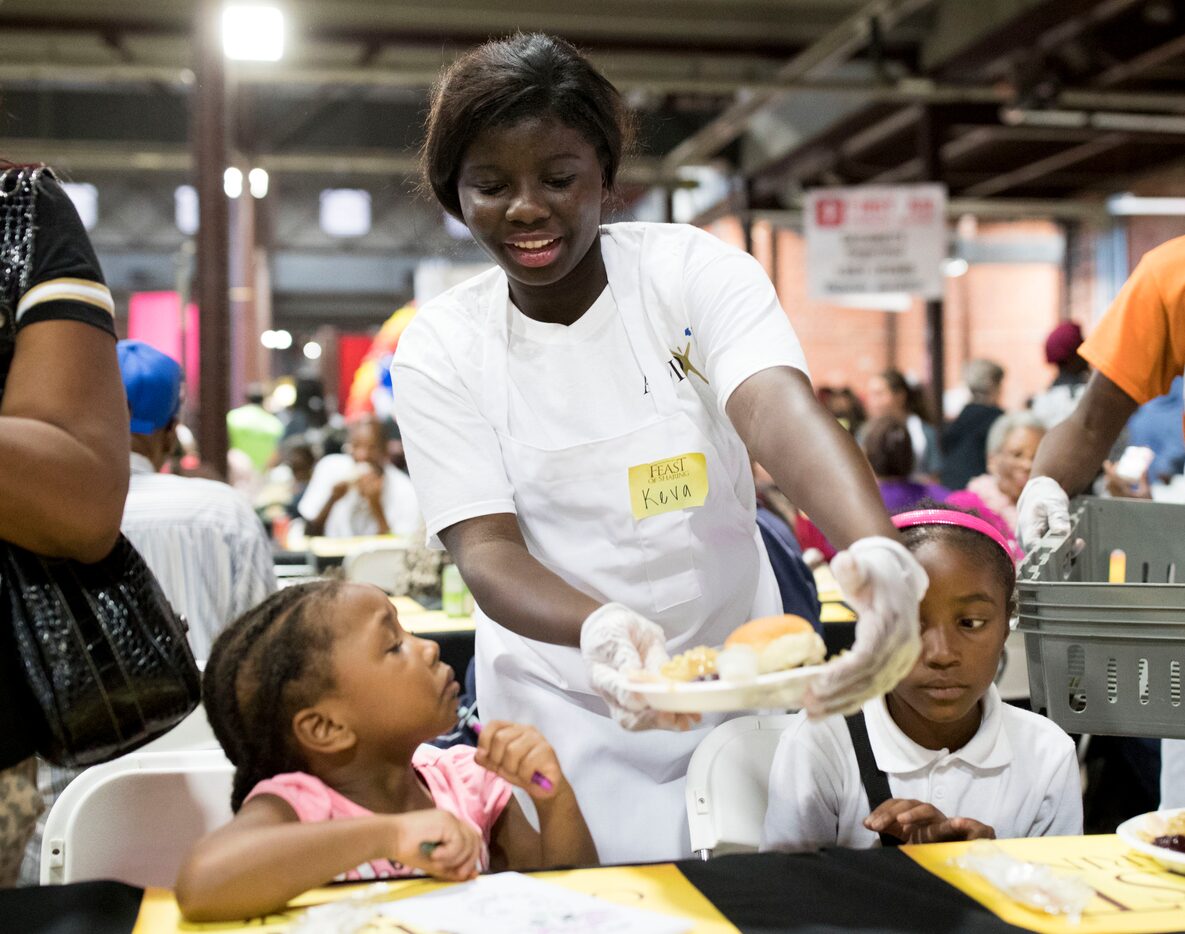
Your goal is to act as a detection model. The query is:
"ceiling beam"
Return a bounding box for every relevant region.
[1094,33,1185,88]
[960,133,1129,197]
[660,0,936,169]
[7,60,1185,117]
[0,139,691,188]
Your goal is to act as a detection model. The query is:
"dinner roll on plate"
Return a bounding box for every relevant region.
[724,614,826,674]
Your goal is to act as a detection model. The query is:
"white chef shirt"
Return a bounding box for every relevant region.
[298,453,421,537]
[391,222,809,547]
[761,685,1082,851]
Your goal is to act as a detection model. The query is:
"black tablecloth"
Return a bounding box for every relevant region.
[1,849,1046,934]
[679,850,1031,934]
[0,879,143,934]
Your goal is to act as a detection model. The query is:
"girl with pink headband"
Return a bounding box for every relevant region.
[762,503,1082,852]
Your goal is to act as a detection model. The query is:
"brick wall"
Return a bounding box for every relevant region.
[702,217,1063,412]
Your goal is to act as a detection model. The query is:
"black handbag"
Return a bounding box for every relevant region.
[1,165,200,768]
[2,536,201,768]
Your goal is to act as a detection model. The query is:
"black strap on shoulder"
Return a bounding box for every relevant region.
[844,710,900,848]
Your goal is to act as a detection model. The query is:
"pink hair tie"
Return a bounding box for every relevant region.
[891,508,1014,561]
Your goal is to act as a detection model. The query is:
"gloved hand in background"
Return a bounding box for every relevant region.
[805,536,928,718]
[1017,475,1071,551]
[580,603,700,731]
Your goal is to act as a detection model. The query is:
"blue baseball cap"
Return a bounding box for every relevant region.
[116,340,183,435]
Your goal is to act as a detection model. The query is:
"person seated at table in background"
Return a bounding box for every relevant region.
[863,415,950,514]
[1029,321,1089,430]
[862,369,942,481]
[279,437,316,519]
[298,414,421,537]
[116,340,277,661]
[227,382,284,475]
[946,411,1044,544]
[176,581,596,922]
[761,505,1081,851]
[940,359,1005,491]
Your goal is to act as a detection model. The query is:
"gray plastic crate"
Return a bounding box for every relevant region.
[1017,496,1185,739]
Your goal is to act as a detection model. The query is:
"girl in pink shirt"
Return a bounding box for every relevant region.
[176,581,596,922]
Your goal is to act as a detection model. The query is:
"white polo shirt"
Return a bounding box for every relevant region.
[761,685,1082,852]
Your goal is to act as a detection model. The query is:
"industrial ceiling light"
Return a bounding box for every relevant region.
[1107,193,1185,216]
[175,185,199,235]
[223,4,284,62]
[248,167,269,199]
[320,188,371,238]
[224,167,243,198]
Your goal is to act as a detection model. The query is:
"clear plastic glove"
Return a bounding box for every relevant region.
[580,603,699,732]
[805,537,928,718]
[1017,476,1071,551]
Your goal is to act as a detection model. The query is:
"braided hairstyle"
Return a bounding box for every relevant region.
[204,581,344,811]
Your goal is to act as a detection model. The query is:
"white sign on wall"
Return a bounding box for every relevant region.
[805,184,947,301]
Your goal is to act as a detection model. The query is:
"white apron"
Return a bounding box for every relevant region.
[474,230,781,863]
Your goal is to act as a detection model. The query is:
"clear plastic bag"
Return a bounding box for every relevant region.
[951,841,1093,923]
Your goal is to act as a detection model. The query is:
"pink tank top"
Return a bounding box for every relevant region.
[245,744,513,881]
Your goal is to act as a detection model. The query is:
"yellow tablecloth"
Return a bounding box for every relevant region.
[814,564,857,624]
[306,534,410,559]
[389,596,475,634]
[131,864,738,933]
[904,834,1185,934]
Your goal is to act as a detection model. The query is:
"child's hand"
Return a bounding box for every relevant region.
[474,720,566,801]
[390,808,482,881]
[865,799,996,844]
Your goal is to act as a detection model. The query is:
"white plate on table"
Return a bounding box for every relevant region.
[1117,808,1185,874]
[629,664,826,713]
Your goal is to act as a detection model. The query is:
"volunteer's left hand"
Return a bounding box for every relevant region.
[866,799,996,844]
[804,536,928,717]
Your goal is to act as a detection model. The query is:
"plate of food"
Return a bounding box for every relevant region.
[629,614,829,713]
[1116,808,1185,874]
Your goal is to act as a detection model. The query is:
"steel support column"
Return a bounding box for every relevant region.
[193,0,229,475]
[917,107,945,423]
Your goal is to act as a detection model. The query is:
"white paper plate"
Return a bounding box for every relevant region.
[629,664,826,713]
[1116,808,1185,875]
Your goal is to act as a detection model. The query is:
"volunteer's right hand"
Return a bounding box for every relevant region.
[1017,475,1071,550]
[580,603,699,732]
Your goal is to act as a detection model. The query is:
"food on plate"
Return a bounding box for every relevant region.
[1144,812,1185,853]
[716,645,759,683]
[724,614,826,674]
[659,645,718,682]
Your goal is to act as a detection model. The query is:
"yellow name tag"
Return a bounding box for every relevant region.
[629,452,709,521]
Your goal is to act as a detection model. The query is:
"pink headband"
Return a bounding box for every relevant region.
[892,508,1014,561]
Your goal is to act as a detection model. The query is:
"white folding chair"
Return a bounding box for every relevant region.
[342,544,410,593]
[137,704,219,753]
[685,714,797,859]
[41,749,234,888]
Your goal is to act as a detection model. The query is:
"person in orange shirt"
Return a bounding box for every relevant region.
[1016,234,1185,813]
[1019,236,1185,546]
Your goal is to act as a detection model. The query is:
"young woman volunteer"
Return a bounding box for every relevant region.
[392,33,928,863]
